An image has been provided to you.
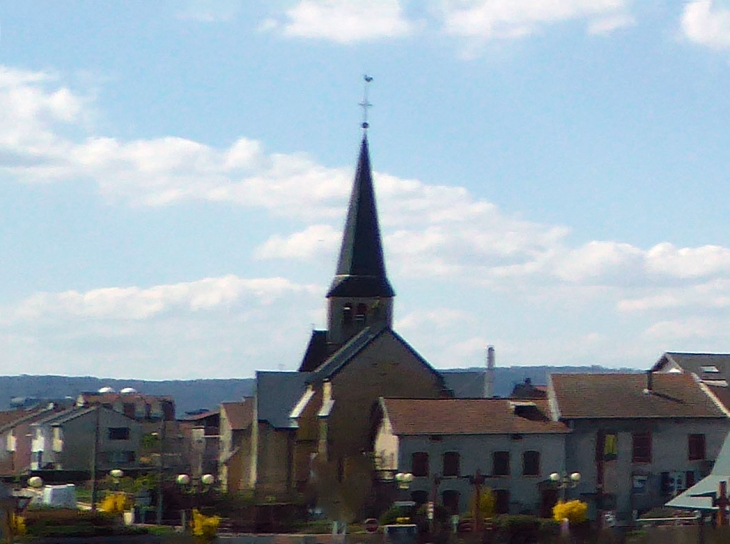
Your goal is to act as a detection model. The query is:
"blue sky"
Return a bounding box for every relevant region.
[2,0,730,379]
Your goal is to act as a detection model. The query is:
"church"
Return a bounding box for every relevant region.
[219,121,486,506]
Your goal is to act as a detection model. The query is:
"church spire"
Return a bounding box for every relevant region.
[327,135,395,299]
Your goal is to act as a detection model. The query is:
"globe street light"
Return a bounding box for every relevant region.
[110,469,124,491]
[395,472,414,490]
[28,476,43,489]
[550,472,581,501]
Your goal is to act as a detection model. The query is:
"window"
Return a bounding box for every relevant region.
[701,365,720,373]
[443,452,460,477]
[108,427,130,441]
[522,451,540,476]
[342,304,353,326]
[689,434,706,461]
[603,432,618,461]
[106,450,135,464]
[442,490,460,515]
[411,490,428,506]
[632,432,651,463]
[494,490,510,514]
[493,451,510,476]
[412,452,429,477]
[355,303,367,323]
[686,470,696,488]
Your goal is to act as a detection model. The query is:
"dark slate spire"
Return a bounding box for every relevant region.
[327,136,395,298]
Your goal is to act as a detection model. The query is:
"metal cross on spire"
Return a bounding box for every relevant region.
[360,75,373,131]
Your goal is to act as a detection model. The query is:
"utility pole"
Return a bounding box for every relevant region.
[90,405,100,511]
[155,420,166,525]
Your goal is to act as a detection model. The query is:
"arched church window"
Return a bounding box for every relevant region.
[343,304,353,326]
[355,303,367,323]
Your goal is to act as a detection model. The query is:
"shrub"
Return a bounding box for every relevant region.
[552,500,588,525]
[192,508,221,542]
[99,491,133,514]
[465,487,495,520]
[10,513,26,536]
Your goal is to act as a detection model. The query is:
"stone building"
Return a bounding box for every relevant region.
[548,372,730,521]
[374,397,570,516]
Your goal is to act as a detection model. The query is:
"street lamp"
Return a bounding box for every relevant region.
[110,469,124,491]
[395,472,414,490]
[177,474,191,532]
[549,471,581,501]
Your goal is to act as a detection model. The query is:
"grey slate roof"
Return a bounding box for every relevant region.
[441,370,486,398]
[667,431,730,510]
[256,371,311,429]
[327,136,394,299]
[298,329,331,372]
[653,352,730,384]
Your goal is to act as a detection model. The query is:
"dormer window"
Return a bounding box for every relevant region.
[355,303,367,323]
[343,304,353,326]
[701,366,720,374]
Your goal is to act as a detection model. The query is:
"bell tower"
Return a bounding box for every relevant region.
[327,81,394,345]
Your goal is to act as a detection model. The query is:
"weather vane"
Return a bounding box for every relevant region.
[360,75,373,131]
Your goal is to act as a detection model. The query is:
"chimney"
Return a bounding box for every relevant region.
[644,370,653,394]
[484,346,495,398]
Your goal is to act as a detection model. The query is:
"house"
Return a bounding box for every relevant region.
[218,399,253,493]
[179,409,220,481]
[30,406,142,472]
[0,404,71,475]
[651,352,730,412]
[548,372,730,521]
[374,397,570,516]
[76,389,175,423]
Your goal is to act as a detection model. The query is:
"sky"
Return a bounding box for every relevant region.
[2,1,730,379]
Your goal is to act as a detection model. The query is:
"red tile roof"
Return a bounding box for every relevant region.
[221,400,253,431]
[381,398,569,435]
[550,373,726,419]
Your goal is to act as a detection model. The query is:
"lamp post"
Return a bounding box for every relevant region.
[177,473,191,532]
[549,471,581,502]
[470,470,486,532]
[110,469,124,492]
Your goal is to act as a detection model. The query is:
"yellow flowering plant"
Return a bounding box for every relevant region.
[553,500,588,525]
[99,492,134,515]
[191,508,221,542]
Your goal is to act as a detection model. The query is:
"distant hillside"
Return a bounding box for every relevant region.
[441,365,642,398]
[0,365,640,416]
[0,375,255,416]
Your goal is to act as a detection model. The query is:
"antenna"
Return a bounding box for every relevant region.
[359,75,373,131]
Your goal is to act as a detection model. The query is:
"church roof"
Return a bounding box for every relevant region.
[308,324,444,387]
[298,330,331,372]
[256,371,311,429]
[327,136,394,299]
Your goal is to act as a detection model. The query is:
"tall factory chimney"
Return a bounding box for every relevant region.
[485,346,495,398]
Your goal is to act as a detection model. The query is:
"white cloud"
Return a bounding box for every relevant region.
[1,276,322,379]
[11,275,318,323]
[681,0,730,50]
[436,0,633,41]
[255,224,341,260]
[264,0,416,43]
